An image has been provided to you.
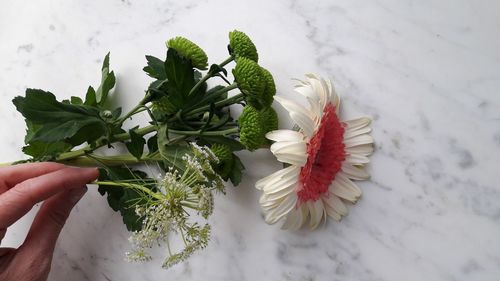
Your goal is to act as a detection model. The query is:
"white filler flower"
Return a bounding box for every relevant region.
[256,74,374,230]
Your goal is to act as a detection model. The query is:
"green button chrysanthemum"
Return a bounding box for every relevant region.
[260,106,279,133]
[211,143,234,179]
[211,143,233,162]
[232,57,266,109]
[229,30,258,62]
[167,36,208,70]
[151,96,177,115]
[238,105,265,151]
[260,67,276,108]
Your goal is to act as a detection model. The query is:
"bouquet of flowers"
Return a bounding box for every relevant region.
[5,30,374,269]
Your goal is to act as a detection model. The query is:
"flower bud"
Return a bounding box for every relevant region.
[211,144,232,162]
[211,144,234,180]
[260,67,276,108]
[232,57,266,109]
[238,105,265,150]
[228,30,258,62]
[167,37,208,70]
[260,107,279,133]
[151,96,177,115]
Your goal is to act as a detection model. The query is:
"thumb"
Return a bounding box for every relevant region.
[20,186,87,256]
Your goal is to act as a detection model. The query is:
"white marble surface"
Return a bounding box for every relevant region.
[1,0,499,280]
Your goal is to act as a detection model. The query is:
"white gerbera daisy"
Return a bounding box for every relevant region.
[256,74,374,230]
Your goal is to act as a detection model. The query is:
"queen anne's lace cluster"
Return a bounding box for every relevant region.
[125,144,222,268]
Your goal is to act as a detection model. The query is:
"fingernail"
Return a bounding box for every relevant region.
[69,187,87,204]
[79,167,100,181]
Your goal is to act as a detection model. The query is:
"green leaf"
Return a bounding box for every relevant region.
[147,134,158,154]
[164,48,197,108]
[98,167,155,231]
[143,55,166,80]
[199,136,245,151]
[208,63,228,76]
[228,153,245,186]
[95,52,116,106]
[84,86,97,106]
[13,89,107,143]
[125,127,146,160]
[111,107,122,119]
[22,141,72,160]
[70,96,83,105]
[157,124,188,170]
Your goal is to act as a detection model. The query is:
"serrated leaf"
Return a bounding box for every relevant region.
[125,127,146,160]
[164,48,197,108]
[143,55,166,80]
[22,141,72,160]
[13,89,107,143]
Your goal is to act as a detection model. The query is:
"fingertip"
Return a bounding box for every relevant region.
[68,167,99,182]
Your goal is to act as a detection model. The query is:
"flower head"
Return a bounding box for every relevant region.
[259,106,279,134]
[238,105,266,150]
[167,36,208,70]
[256,74,374,230]
[229,30,258,62]
[232,57,267,109]
[125,144,224,268]
[260,67,276,107]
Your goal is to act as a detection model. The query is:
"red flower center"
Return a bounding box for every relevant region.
[298,103,346,203]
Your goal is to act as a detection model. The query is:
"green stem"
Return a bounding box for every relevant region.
[168,127,239,137]
[185,93,244,118]
[0,162,13,167]
[59,153,162,167]
[188,74,211,96]
[188,56,234,97]
[113,125,157,141]
[92,180,162,200]
[55,125,157,163]
[115,92,152,124]
[219,56,234,68]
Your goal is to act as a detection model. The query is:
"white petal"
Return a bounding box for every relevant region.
[281,206,304,230]
[274,96,316,138]
[345,144,374,156]
[344,126,372,139]
[259,194,278,209]
[344,134,374,147]
[331,173,362,203]
[323,201,342,221]
[290,112,315,138]
[265,184,297,201]
[265,194,297,224]
[346,154,370,165]
[270,141,307,166]
[295,84,321,118]
[344,117,371,131]
[341,163,370,180]
[307,200,325,229]
[255,165,298,190]
[263,172,298,195]
[324,194,348,218]
[266,130,305,143]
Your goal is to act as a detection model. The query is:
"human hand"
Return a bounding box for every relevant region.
[0,163,99,281]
